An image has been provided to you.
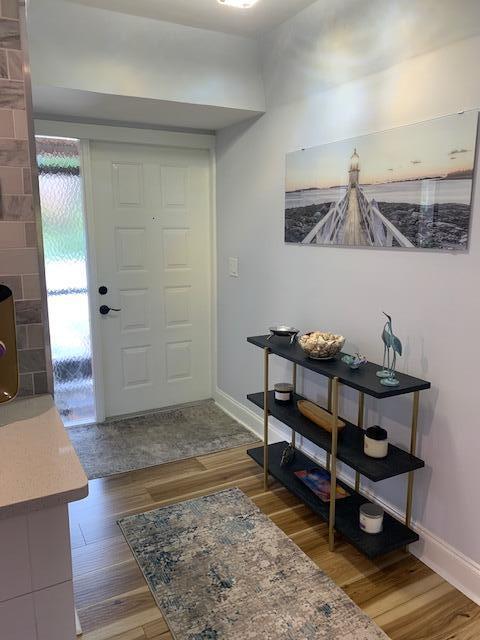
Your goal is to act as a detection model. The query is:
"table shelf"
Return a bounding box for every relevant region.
[248,391,425,482]
[248,442,419,558]
[247,335,430,399]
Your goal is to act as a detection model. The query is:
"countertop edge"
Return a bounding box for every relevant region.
[0,481,89,520]
[0,395,89,519]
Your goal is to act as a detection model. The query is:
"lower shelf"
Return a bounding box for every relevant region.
[248,442,419,559]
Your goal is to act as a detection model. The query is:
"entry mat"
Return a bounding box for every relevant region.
[118,487,389,639]
[68,400,258,479]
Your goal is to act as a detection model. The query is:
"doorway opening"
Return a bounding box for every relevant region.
[34,128,255,480]
[36,136,96,426]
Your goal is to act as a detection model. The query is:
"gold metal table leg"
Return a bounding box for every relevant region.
[405,391,420,527]
[263,347,270,491]
[328,377,340,552]
[355,391,365,492]
[326,378,333,471]
[291,363,297,448]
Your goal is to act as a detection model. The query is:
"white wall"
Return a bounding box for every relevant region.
[216,0,480,601]
[27,0,265,125]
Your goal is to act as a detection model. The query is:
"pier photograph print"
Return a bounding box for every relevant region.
[285,111,478,250]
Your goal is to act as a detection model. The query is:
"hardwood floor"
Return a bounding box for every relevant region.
[70,442,480,639]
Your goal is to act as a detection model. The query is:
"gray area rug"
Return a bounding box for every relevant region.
[68,401,258,480]
[118,488,389,640]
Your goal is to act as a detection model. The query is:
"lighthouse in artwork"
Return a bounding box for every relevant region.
[349,148,360,186]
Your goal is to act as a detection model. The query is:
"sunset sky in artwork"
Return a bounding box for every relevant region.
[285,112,478,191]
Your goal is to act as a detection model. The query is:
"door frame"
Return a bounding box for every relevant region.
[34,120,217,424]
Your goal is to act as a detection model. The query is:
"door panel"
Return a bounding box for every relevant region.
[163,228,190,269]
[114,162,144,206]
[119,289,149,332]
[90,142,211,417]
[166,341,192,381]
[115,228,146,271]
[122,345,151,388]
[160,166,188,207]
[164,286,191,327]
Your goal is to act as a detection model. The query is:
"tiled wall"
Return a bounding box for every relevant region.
[0,0,49,396]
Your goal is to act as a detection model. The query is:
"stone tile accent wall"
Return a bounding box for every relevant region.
[0,0,50,396]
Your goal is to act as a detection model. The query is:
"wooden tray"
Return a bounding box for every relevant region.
[297,400,346,433]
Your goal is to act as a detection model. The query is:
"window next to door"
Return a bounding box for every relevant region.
[36,136,96,426]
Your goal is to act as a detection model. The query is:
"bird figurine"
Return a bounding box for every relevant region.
[376,312,402,386]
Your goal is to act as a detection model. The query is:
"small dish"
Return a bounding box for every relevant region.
[342,353,367,370]
[268,326,299,344]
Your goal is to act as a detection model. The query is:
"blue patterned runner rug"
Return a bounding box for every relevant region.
[118,487,389,639]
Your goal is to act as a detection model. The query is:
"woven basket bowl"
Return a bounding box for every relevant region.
[298,331,345,360]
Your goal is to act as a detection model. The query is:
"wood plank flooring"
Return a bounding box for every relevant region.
[70,442,480,639]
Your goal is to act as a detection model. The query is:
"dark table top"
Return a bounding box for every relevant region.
[247,335,431,399]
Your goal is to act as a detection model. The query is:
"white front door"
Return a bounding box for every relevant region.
[89,141,212,418]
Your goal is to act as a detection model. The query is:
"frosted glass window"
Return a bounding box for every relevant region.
[36,137,95,426]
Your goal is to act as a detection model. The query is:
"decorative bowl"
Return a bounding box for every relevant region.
[268,325,299,337]
[341,353,367,370]
[268,326,299,344]
[298,331,345,360]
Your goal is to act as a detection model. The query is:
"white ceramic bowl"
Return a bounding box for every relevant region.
[298,331,345,360]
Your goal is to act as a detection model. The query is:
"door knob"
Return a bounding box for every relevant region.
[99,305,121,315]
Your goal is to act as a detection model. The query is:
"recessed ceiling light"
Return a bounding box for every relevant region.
[217,0,259,8]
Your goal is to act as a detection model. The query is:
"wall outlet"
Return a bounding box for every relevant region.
[228,257,239,277]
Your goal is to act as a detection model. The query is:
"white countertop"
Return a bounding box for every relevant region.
[0,395,88,518]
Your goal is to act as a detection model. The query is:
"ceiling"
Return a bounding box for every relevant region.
[63,0,318,36]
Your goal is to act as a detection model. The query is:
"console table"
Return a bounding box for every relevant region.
[246,335,431,558]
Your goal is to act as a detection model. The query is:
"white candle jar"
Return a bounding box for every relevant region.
[359,503,384,534]
[274,383,294,404]
[364,425,388,459]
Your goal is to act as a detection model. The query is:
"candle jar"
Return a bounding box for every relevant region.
[364,425,388,459]
[274,383,294,404]
[359,503,384,534]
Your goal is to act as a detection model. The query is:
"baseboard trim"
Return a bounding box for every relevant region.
[214,387,480,606]
[214,387,283,443]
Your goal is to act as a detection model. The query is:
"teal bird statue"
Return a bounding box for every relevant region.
[377,312,402,386]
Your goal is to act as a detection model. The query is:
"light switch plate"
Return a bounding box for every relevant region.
[228,257,239,277]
